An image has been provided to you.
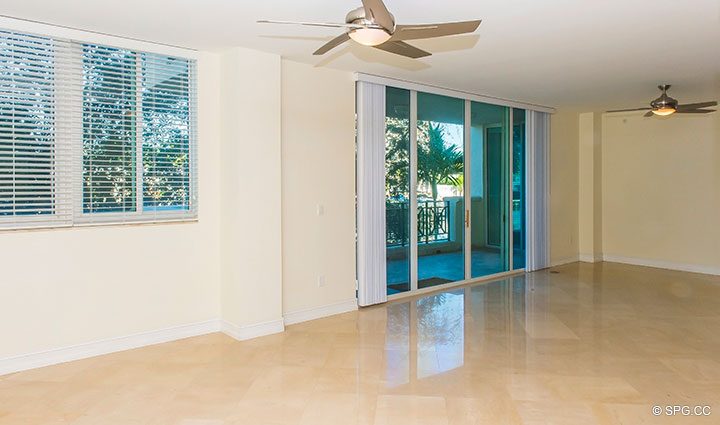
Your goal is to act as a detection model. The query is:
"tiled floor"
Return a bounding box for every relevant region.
[2,261,720,424]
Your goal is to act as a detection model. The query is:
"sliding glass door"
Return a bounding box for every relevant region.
[384,86,526,296]
[385,87,411,295]
[416,92,465,289]
[512,109,526,269]
[469,102,510,278]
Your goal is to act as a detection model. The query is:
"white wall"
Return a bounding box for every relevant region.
[602,112,720,273]
[0,51,224,360]
[280,60,357,318]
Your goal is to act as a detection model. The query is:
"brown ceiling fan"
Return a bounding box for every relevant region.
[607,85,717,117]
[258,0,481,59]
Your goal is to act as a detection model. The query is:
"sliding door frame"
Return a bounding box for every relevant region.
[463,100,472,280]
[409,91,419,292]
[388,88,527,301]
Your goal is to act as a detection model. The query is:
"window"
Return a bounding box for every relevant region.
[0,31,62,223]
[0,28,197,230]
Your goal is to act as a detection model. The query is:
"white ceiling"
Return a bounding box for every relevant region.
[2,0,719,110]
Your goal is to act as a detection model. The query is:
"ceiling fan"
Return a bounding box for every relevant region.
[258,0,481,59]
[607,85,717,117]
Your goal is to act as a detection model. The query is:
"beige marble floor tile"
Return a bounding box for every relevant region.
[514,400,603,425]
[374,395,448,425]
[658,358,720,383]
[542,375,642,403]
[445,396,522,425]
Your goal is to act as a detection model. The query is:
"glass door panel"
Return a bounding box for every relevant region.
[512,109,526,269]
[385,87,411,295]
[469,102,509,278]
[416,92,465,288]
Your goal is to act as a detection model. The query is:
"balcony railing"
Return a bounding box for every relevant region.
[386,200,450,247]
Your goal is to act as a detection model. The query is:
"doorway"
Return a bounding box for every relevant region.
[384,87,525,296]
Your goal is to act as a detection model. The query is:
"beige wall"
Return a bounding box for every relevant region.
[602,112,720,272]
[550,111,580,265]
[0,52,224,359]
[280,60,357,315]
[578,112,603,261]
[219,48,283,329]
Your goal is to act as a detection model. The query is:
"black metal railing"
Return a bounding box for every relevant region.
[386,200,450,247]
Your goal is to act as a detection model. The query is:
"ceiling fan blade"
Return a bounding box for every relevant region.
[606,107,651,113]
[391,20,482,41]
[644,111,655,117]
[361,0,395,31]
[313,33,350,55]
[676,109,716,114]
[373,41,431,59]
[677,101,718,111]
[257,20,362,29]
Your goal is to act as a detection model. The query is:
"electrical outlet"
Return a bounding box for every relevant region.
[317,275,326,287]
[317,204,325,216]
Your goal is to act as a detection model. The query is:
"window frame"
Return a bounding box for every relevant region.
[0,19,198,230]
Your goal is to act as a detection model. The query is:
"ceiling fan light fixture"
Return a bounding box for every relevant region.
[348,27,391,46]
[652,107,676,116]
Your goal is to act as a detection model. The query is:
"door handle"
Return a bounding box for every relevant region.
[465,209,470,228]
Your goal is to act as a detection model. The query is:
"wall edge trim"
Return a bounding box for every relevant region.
[283,299,358,326]
[221,318,285,341]
[0,319,221,376]
[602,255,720,276]
[550,256,579,267]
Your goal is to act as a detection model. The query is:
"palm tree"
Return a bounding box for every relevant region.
[417,122,463,200]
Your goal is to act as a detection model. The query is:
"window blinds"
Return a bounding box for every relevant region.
[0,28,197,230]
[0,30,72,228]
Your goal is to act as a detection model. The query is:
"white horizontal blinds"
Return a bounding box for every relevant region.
[141,53,197,216]
[81,44,138,216]
[0,30,72,229]
[0,25,197,230]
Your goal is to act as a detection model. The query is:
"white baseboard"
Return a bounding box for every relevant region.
[221,318,285,341]
[551,256,579,267]
[283,299,358,326]
[0,298,364,377]
[0,319,221,376]
[0,298,365,377]
[602,255,720,276]
[579,253,604,263]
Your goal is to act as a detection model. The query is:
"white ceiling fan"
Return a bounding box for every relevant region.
[258,0,482,59]
[607,85,717,117]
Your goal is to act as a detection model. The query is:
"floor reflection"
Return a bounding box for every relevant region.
[382,272,581,387]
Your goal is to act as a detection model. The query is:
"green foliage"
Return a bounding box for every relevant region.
[417,122,463,200]
[385,116,410,199]
[384,118,464,201]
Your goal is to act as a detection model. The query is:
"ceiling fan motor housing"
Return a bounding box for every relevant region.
[651,84,678,110]
[346,6,395,32]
